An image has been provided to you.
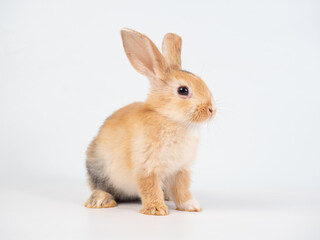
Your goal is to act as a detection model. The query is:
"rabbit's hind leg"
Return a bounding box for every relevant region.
[84,189,117,208]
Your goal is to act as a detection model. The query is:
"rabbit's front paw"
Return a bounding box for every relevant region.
[176,198,202,212]
[139,204,169,216]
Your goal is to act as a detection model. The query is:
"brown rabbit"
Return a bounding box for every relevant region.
[85,28,216,215]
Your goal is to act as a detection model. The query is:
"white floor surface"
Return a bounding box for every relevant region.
[1,175,319,240]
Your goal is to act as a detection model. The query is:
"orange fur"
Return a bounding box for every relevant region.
[169,169,192,206]
[84,190,117,208]
[85,28,215,215]
[169,170,202,212]
[162,33,182,70]
[137,174,168,216]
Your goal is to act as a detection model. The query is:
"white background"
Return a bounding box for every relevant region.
[1,0,319,239]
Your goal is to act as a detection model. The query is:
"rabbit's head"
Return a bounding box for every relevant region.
[121,28,216,125]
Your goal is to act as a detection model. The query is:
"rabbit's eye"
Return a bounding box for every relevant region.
[177,86,189,96]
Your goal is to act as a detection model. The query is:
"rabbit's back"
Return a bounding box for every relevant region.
[86,102,146,200]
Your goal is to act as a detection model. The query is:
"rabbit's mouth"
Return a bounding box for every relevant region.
[190,104,216,123]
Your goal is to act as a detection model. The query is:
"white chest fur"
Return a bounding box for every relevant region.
[131,124,200,178]
[159,126,200,176]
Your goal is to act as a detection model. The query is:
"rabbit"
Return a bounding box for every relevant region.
[84,28,216,216]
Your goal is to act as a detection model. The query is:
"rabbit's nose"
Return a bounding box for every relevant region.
[208,107,216,116]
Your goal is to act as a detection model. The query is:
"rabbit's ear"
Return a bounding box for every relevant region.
[121,28,169,87]
[161,33,182,70]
